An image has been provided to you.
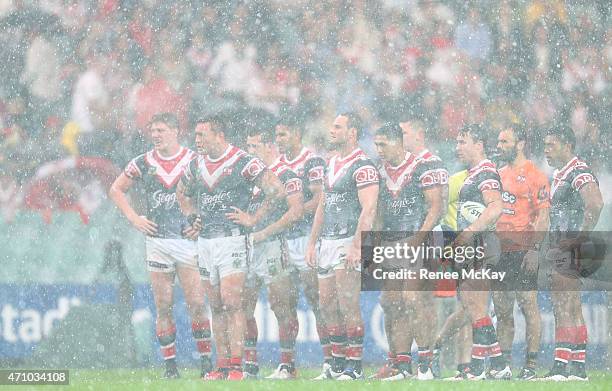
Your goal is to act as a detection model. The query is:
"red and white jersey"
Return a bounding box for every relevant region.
[322,148,379,239]
[124,147,196,238]
[180,145,266,236]
[276,147,326,238]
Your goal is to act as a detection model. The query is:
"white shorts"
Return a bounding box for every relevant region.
[247,238,286,286]
[546,247,577,277]
[197,235,248,286]
[145,237,198,273]
[286,236,309,272]
[380,235,425,270]
[317,236,359,279]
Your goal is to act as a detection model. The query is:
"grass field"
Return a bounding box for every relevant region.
[6,368,612,390]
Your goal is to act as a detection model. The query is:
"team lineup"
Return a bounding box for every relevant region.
[108,110,603,382]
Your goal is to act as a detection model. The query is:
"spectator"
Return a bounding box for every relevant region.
[454,8,492,62]
[70,49,110,133]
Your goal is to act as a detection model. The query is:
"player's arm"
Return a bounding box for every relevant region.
[229,170,288,227]
[176,179,197,216]
[253,169,288,222]
[347,183,379,268]
[414,185,445,244]
[579,182,604,232]
[305,195,325,268]
[109,173,158,235]
[471,189,503,231]
[457,189,503,245]
[252,188,304,243]
[305,182,323,215]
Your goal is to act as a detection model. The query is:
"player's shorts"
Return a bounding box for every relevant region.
[145,237,198,273]
[546,247,578,278]
[492,251,538,291]
[197,235,248,286]
[379,235,427,271]
[317,236,359,279]
[454,232,501,270]
[286,235,309,272]
[247,238,287,286]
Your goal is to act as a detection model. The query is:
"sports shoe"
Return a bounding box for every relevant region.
[466,371,487,381]
[416,367,434,380]
[337,367,363,380]
[243,371,259,380]
[517,367,537,380]
[443,371,467,381]
[381,370,412,381]
[266,364,296,379]
[444,365,473,381]
[568,365,588,381]
[535,370,568,381]
[431,349,441,378]
[227,369,244,381]
[203,369,227,380]
[488,365,512,380]
[369,360,397,379]
[200,356,213,378]
[313,363,342,380]
[567,374,589,381]
[163,366,180,379]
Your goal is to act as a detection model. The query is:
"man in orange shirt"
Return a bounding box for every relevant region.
[494,124,550,380]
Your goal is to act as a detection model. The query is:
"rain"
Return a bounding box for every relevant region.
[0,0,610,388]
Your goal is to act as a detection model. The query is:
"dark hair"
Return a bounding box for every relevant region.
[277,109,305,135]
[149,112,179,130]
[247,126,275,144]
[396,108,428,125]
[458,123,488,146]
[338,111,364,140]
[375,122,403,141]
[503,122,527,143]
[194,113,228,134]
[546,126,576,150]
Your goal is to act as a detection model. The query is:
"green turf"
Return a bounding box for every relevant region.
[5,368,611,390]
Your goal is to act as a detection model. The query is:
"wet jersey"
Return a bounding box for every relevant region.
[457,159,502,232]
[124,147,195,238]
[181,145,266,237]
[276,147,325,239]
[247,162,303,241]
[441,170,469,231]
[549,156,598,232]
[379,150,448,233]
[322,148,379,239]
[497,160,550,251]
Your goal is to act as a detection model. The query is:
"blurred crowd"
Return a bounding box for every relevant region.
[0,0,610,190]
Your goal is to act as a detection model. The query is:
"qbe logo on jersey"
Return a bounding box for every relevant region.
[354,166,378,186]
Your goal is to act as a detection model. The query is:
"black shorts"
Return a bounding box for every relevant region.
[493,251,538,291]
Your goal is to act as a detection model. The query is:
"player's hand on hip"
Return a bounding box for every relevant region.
[305,242,317,268]
[182,225,200,240]
[226,207,255,227]
[345,243,361,270]
[251,231,265,244]
[131,215,158,236]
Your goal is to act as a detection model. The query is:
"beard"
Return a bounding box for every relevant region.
[498,146,518,164]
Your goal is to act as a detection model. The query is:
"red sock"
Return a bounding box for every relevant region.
[230,356,242,369]
[572,325,587,363]
[244,318,258,366]
[156,324,177,361]
[554,327,574,364]
[317,324,332,362]
[192,321,212,357]
[217,357,230,369]
[346,326,364,362]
